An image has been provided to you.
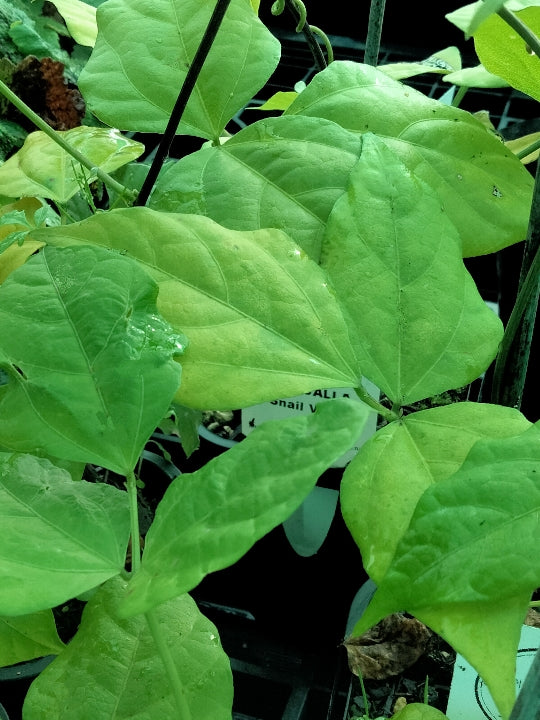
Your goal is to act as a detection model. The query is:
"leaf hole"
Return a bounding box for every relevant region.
[12,365,27,380]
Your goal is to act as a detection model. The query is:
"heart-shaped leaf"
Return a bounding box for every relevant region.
[341,402,531,583]
[0,245,184,474]
[322,135,503,405]
[78,0,280,140]
[149,114,363,260]
[23,577,233,720]
[357,423,540,615]
[285,60,533,257]
[33,208,363,410]
[0,454,130,616]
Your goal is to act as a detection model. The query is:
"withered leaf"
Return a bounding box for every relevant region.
[343,612,433,680]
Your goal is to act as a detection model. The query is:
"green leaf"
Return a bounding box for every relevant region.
[149,114,363,260]
[23,577,233,720]
[443,64,509,88]
[392,703,450,720]
[359,423,540,613]
[0,127,144,203]
[349,422,540,718]
[414,597,531,720]
[321,135,504,406]
[0,453,130,616]
[285,60,534,257]
[158,403,201,459]
[0,245,184,474]
[255,91,299,110]
[119,397,369,616]
[3,0,69,64]
[379,47,462,81]
[78,0,280,140]
[47,0,98,47]
[474,6,540,102]
[0,610,65,666]
[467,0,508,34]
[341,402,531,583]
[0,118,27,162]
[34,208,363,410]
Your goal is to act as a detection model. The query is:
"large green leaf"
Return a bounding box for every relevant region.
[352,423,540,718]
[149,114,364,260]
[0,127,144,203]
[341,402,531,583]
[33,208,363,410]
[0,245,184,474]
[119,397,369,617]
[0,454,130,616]
[473,6,540,102]
[356,423,540,611]
[24,577,233,720]
[78,0,280,140]
[0,609,64,666]
[285,60,534,257]
[321,135,503,406]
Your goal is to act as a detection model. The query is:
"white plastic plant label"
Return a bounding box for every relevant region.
[241,379,379,468]
[445,624,540,720]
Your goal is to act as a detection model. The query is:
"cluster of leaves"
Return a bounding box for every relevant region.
[0,1,539,719]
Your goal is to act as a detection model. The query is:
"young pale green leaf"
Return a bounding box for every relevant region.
[46,0,98,47]
[0,245,184,474]
[379,46,461,81]
[285,60,534,257]
[119,398,369,617]
[78,0,280,140]
[0,454,130,616]
[474,7,540,102]
[322,135,503,406]
[443,64,508,88]
[34,208,363,410]
[23,577,233,720]
[149,114,363,260]
[354,423,540,625]
[0,610,65,666]
[341,402,531,583]
[0,127,144,204]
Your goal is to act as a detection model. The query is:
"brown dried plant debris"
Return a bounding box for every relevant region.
[7,55,85,131]
[343,613,434,680]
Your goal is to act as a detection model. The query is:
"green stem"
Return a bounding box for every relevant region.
[282,0,327,71]
[308,25,334,63]
[516,136,540,161]
[451,84,469,108]
[134,0,233,207]
[354,384,397,423]
[126,470,141,575]
[497,4,540,59]
[0,78,136,202]
[364,0,387,66]
[145,609,192,720]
